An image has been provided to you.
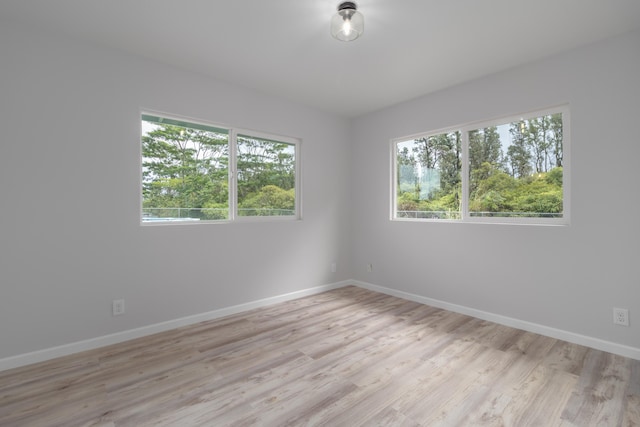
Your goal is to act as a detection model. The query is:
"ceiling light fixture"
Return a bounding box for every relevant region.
[331,1,364,42]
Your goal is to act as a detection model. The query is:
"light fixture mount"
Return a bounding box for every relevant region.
[331,1,364,42]
[338,1,357,13]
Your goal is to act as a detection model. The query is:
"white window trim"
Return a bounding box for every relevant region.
[140,110,302,225]
[391,105,570,226]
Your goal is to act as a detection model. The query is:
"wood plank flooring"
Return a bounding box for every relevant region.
[1,286,638,426]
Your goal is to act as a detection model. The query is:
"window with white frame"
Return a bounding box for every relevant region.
[392,106,569,224]
[141,113,300,223]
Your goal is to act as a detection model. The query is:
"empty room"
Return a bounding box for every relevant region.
[1,1,639,426]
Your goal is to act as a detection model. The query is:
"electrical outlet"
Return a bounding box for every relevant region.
[331,262,337,273]
[112,299,125,316]
[613,307,629,326]
[366,264,373,272]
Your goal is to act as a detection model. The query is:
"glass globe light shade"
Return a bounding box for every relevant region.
[331,2,364,42]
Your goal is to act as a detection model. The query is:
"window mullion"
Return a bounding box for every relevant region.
[461,128,470,221]
[229,129,238,221]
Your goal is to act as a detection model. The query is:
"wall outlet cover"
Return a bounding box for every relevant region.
[613,307,629,326]
[112,299,125,316]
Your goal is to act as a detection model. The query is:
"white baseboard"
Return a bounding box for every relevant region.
[3,279,638,372]
[0,281,351,372]
[352,280,640,361]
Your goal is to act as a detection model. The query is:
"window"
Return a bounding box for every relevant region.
[141,113,300,223]
[395,131,462,220]
[392,106,569,224]
[236,134,297,217]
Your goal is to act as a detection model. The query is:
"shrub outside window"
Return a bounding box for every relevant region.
[392,106,569,224]
[141,113,300,223]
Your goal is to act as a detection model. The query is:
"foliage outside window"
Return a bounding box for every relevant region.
[141,114,299,223]
[393,106,569,224]
[396,131,462,220]
[236,134,296,217]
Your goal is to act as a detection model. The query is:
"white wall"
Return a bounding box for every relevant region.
[1,20,638,365]
[0,22,352,360]
[351,30,640,351]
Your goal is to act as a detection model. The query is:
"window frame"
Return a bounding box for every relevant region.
[231,128,302,222]
[391,105,570,225]
[140,111,302,225]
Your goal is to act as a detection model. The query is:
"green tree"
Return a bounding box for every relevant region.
[142,123,228,217]
[469,126,503,195]
[549,113,563,168]
[236,135,295,206]
[436,131,462,195]
[507,120,533,178]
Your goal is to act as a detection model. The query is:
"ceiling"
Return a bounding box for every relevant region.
[2,0,640,118]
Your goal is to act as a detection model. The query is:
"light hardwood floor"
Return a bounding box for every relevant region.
[1,286,638,426]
